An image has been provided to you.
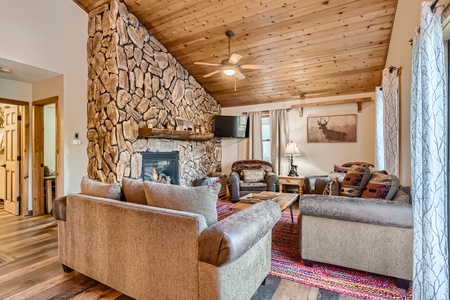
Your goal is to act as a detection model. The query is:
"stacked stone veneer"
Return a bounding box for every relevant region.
[87,0,221,186]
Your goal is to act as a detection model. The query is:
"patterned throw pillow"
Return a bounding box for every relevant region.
[323,178,340,195]
[362,173,400,200]
[334,164,351,174]
[340,165,371,197]
[242,168,265,183]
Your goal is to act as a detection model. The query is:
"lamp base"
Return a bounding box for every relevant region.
[288,165,298,177]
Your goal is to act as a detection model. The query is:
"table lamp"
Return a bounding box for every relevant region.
[284,141,301,176]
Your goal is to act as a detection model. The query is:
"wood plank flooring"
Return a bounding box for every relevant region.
[0,200,358,300]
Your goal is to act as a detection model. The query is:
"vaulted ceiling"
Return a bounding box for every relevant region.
[74,0,398,107]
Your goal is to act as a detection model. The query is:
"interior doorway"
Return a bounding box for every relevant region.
[0,98,30,216]
[32,97,58,216]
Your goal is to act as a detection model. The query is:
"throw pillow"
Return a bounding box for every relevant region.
[80,176,121,200]
[362,173,400,200]
[143,181,220,226]
[242,168,265,183]
[122,178,147,205]
[339,165,371,197]
[334,164,351,174]
[323,178,340,195]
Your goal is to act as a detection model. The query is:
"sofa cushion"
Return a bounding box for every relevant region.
[340,165,370,197]
[323,179,340,195]
[80,176,121,200]
[392,188,410,204]
[122,178,147,205]
[362,173,400,200]
[334,164,351,174]
[240,181,267,192]
[143,181,220,226]
[242,168,265,183]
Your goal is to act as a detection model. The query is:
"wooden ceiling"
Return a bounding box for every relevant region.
[74,0,398,107]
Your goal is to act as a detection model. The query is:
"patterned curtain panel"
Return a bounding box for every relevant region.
[270,109,289,174]
[247,111,263,160]
[375,69,400,176]
[375,86,385,170]
[411,2,449,299]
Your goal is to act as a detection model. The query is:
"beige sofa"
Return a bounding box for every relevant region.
[299,175,413,288]
[53,191,281,300]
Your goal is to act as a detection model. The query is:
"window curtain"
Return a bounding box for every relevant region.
[247,111,263,159]
[375,68,400,176]
[270,109,289,174]
[411,2,448,299]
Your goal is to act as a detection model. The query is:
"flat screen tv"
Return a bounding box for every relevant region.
[214,115,249,138]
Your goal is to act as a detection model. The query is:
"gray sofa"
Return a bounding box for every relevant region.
[53,191,281,299]
[299,176,413,288]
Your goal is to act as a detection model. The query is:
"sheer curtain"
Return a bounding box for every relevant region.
[375,68,400,176]
[247,111,263,159]
[270,109,289,174]
[411,2,448,299]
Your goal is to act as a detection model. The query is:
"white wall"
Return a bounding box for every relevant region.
[384,0,423,186]
[221,92,376,176]
[0,0,88,195]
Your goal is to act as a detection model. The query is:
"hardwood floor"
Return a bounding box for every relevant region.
[0,201,358,300]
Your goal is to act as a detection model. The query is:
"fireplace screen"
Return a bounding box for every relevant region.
[141,151,179,185]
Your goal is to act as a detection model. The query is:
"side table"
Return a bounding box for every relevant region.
[278,175,305,196]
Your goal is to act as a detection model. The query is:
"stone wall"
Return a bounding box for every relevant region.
[86,0,221,186]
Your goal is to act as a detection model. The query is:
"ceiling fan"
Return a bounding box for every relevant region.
[194,30,265,80]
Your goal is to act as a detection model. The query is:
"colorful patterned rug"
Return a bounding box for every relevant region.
[216,201,412,300]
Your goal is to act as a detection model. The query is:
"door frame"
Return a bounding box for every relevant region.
[32,96,59,216]
[0,97,30,216]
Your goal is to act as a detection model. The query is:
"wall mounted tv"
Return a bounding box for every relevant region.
[214,115,249,138]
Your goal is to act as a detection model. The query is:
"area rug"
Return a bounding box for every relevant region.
[216,201,412,300]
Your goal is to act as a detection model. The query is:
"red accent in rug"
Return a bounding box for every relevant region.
[216,201,412,300]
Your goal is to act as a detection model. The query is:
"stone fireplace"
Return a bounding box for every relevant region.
[86,0,222,186]
[142,151,179,185]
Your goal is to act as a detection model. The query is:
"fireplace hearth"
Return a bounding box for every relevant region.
[141,151,179,185]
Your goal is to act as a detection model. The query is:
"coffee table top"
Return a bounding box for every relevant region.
[231,191,298,212]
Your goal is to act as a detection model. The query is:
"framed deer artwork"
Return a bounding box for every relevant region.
[307,114,357,143]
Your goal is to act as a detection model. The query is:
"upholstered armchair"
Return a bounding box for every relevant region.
[228,160,278,202]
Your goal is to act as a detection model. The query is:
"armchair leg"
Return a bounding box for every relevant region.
[303,259,314,267]
[261,276,267,285]
[396,278,411,290]
[62,264,73,273]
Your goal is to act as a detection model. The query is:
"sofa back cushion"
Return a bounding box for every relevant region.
[241,168,265,183]
[122,178,147,205]
[340,165,371,197]
[80,176,121,200]
[143,181,220,226]
[362,173,400,200]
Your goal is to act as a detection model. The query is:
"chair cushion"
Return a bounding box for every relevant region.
[122,178,147,205]
[362,173,400,200]
[334,164,351,174]
[143,181,220,226]
[80,176,121,200]
[340,165,371,197]
[242,168,265,183]
[240,181,267,192]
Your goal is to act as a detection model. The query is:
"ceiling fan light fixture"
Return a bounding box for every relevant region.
[223,69,236,76]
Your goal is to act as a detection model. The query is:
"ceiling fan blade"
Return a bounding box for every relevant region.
[194,62,222,67]
[203,70,221,78]
[236,70,246,80]
[229,53,242,64]
[240,64,265,70]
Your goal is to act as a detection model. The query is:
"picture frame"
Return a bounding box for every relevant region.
[307,114,357,143]
[176,118,193,131]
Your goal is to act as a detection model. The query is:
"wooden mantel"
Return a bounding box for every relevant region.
[291,97,372,117]
[138,127,214,141]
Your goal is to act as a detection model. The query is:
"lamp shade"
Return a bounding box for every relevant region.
[284,141,301,156]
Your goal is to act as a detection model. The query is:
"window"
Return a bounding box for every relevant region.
[262,115,271,162]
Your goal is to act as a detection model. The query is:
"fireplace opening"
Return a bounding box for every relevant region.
[141,151,179,185]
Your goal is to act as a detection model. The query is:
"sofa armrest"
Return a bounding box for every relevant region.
[228,171,241,202]
[304,175,328,194]
[52,196,67,221]
[265,171,278,191]
[199,200,281,267]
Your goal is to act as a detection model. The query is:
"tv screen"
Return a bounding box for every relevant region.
[214,115,249,138]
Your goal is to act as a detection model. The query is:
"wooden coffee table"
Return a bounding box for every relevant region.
[231,192,299,223]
